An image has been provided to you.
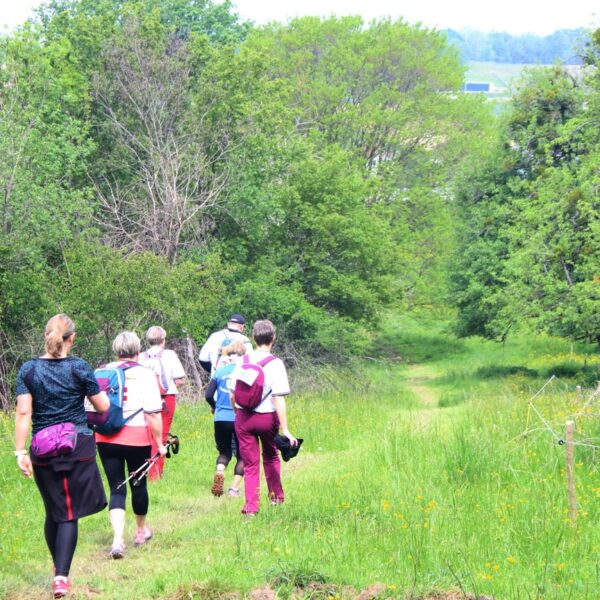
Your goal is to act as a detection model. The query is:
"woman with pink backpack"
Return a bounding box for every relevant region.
[231,319,298,515]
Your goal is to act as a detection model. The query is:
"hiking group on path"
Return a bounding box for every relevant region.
[14,313,298,598]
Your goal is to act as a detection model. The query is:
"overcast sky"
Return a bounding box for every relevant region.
[1,0,598,35]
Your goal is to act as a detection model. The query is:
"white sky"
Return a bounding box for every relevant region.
[1,0,598,35]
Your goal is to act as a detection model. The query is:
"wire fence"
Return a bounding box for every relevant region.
[519,374,600,451]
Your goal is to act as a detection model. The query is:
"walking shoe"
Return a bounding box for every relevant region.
[211,473,224,497]
[134,527,153,546]
[227,487,240,497]
[109,543,125,559]
[52,576,69,598]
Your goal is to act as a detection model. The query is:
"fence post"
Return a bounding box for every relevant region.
[565,420,577,527]
[185,335,204,393]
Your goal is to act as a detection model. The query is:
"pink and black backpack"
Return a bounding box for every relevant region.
[234,354,276,410]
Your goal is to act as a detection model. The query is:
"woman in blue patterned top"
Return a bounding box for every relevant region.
[15,314,109,599]
[205,341,246,497]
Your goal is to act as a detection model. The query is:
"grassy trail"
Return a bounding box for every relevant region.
[403,365,440,408]
[2,316,600,599]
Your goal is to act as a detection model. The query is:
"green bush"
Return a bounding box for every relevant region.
[474,365,539,379]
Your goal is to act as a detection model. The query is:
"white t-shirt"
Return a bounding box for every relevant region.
[229,350,290,414]
[139,347,185,395]
[199,329,253,375]
[104,362,162,427]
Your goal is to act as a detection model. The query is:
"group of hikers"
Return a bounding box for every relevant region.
[14,313,298,598]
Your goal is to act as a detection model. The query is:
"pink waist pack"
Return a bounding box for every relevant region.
[30,422,77,458]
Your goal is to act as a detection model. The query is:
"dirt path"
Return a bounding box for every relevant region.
[403,364,440,408]
[398,364,460,434]
[406,365,440,409]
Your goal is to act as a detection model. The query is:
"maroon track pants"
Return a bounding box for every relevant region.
[235,410,283,514]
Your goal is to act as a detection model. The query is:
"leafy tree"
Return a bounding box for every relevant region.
[57,241,225,363]
[452,34,600,344]
[91,12,231,263]
[0,29,94,247]
[0,27,95,346]
[238,17,492,311]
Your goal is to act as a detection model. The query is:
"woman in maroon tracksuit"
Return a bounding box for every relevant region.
[232,319,298,515]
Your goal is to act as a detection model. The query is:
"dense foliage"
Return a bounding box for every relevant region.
[446,28,586,65]
[2,0,597,409]
[451,31,600,344]
[0,0,492,406]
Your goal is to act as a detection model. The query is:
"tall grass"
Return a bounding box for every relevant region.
[1,316,599,598]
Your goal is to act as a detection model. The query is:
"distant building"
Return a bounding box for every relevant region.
[463,82,491,93]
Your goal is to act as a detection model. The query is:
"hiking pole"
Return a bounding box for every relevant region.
[131,433,180,486]
[116,458,153,490]
[116,433,180,489]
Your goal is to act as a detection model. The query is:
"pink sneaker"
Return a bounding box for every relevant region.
[134,527,153,546]
[52,576,70,598]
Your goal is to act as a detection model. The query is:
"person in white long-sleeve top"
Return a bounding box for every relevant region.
[198,314,253,376]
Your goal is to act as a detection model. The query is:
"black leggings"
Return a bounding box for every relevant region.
[97,443,151,515]
[44,517,78,577]
[214,421,244,476]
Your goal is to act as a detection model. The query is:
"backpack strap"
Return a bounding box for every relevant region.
[122,407,144,423]
[118,360,138,371]
[116,362,144,422]
[257,355,276,368]
[258,355,277,403]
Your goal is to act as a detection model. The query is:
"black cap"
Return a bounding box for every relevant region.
[228,313,245,325]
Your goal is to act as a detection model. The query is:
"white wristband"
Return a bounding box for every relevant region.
[14,450,28,457]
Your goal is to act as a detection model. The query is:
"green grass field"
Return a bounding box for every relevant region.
[465,62,530,90]
[464,61,582,101]
[1,315,600,599]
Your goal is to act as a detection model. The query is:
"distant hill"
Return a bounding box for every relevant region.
[445,28,588,65]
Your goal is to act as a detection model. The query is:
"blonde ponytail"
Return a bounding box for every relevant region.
[44,314,75,358]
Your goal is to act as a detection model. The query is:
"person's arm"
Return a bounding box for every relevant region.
[145,412,167,456]
[15,394,33,477]
[198,336,214,373]
[87,391,109,414]
[205,379,217,412]
[142,368,167,455]
[272,395,297,446]
[169,351,186,388]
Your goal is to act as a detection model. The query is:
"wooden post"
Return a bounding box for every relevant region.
[565,420,577,527]
[185,336,204,395]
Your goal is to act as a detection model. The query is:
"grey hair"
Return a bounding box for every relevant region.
[112,331,141,358]
[252,319,276,346]
[146,325,166,346]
